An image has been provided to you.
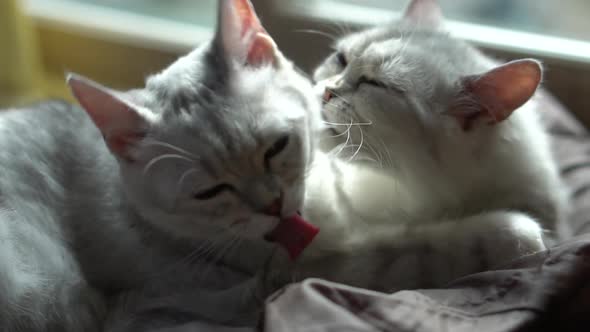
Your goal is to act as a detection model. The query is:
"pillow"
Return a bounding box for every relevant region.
[541,91,590,236]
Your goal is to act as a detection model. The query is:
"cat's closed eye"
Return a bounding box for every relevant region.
[193,184,234,200]
[358,76,387,89]
[264,135,290,166]
[335,52,348,68]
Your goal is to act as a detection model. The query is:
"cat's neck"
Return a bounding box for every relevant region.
[372,100,563,225]
[300,151,421,257]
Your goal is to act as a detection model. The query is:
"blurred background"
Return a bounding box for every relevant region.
[1,0,590,123]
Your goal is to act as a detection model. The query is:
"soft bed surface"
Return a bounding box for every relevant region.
[262,92,590,332]
[265,236,590,331]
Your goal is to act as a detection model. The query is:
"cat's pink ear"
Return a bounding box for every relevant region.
[403,0,443,27]
[66,73,151,161]
[447,59,542,131]
[217,0,279,67]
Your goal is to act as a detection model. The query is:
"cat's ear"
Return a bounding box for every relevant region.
[447,59,542,130]
[402,0,444,28]
[66,73,152,161]
[216,0,280,68]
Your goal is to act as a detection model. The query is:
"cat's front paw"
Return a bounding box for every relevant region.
[476,211,546,268]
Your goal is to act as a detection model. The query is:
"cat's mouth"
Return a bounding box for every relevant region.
[320,108,342,136]
[262,211,296,242]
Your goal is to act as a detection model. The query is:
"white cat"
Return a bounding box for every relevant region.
[273,0,569,292]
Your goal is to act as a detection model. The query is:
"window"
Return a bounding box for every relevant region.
[299,0,590,42]
[272,0,590,66]
[263,0,590,124]
[25,0,213,53]
[14,0,590,123]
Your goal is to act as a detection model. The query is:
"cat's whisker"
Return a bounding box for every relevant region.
[326,90,351,104]
[331,120,353,158]
[143,140,199,159]
[326,129,350,138]
[377,136,395,168]
[323,120,373,127]
[293,29,337,42]
[149,229,228,279]
[143,154,195,176]
[359,156,381,164]
[330,21,353,38]
[323,22,342,40]
[362,137,384,168]
[181,239,227,282]
[348,125,365,162]
[176,168,200,192]
[348,63,376,72]
[197,234,241,283]
[195,236,227,261]
[185,242,216,264]
[322,101,342,111]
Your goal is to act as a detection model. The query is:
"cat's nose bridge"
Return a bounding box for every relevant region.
[323,89,334,103]
[322,76,342,103]
[242,175,282,213]
[325,74,344,90]
[323,75,345,103]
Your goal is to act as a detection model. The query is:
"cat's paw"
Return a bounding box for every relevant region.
[475,211,546,268]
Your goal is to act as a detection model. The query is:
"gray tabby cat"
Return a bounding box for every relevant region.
[277,0,568,291]
[0,0,320,330]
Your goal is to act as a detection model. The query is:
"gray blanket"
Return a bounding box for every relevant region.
[265,235,590,331]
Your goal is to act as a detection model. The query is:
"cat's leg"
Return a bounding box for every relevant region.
[385,210,546,289]
[294,210,547,292]
[450,210,546,268]
[0,210,106,331]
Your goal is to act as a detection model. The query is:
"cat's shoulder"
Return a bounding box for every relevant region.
[2,99,83,118]
[0,99,92,131]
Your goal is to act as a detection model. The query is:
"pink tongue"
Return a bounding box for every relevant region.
[266,214,320,260]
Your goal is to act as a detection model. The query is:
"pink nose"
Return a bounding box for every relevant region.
[264,197,283,217]
[323,89,334,103]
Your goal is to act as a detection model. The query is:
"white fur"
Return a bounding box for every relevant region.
[275,0,568,292]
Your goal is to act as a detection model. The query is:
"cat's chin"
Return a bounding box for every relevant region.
[228,214,282,241]
[230,210,305,242]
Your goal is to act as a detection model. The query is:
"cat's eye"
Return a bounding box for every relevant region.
[265,135,290,164]
[358,76,387,89]
[193,184,233,200]
[335,52,348,68]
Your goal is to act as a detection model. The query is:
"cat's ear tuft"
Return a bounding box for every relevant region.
[66,73,151,161]
[216,0,280,68]
[448,59,542,130]
[403,0,444,28]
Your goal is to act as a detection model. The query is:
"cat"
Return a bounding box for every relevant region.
[268,0,569,292]
[0,0,321,330]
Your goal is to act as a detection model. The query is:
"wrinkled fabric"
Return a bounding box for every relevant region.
[262,92,590,332]
[264,236,590,332]
[543,92,590,236]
